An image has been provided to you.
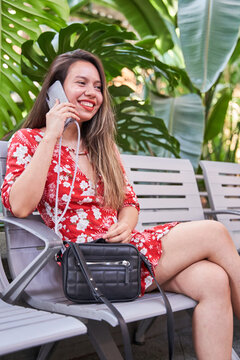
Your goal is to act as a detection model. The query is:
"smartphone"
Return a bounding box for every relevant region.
[46,80,73,128]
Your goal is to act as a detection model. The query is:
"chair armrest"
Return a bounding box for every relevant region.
[0,216,62,304]
[204,209,240,218]
[0,215,62,248]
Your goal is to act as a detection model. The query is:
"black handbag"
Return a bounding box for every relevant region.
[59,239,174,360]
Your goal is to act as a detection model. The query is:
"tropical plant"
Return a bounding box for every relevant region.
[21,22,180,156]
[0,0,69,137]
[69,0,240,167]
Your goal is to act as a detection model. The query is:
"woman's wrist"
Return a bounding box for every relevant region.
[42,132,58,145]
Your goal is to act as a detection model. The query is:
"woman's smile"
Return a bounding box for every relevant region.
[63,60,103,122]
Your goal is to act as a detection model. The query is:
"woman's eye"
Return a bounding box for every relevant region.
[77,81,85,85]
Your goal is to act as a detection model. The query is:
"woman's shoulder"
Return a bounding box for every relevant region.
[9,128,44,146]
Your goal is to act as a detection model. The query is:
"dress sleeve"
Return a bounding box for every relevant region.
[122,172,140,212]
[114,145,140,212]
[1,129,34,212]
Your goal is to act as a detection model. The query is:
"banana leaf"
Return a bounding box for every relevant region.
[204,88,232,143]
[178,0,240,92]
[151,93,205,168]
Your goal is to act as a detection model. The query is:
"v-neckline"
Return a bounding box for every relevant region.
[61,145,97,188]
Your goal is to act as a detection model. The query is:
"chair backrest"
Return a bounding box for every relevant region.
[0,141,44,280]
[200,160,240,249]
[0,254,9,294]
[121,154,204,230]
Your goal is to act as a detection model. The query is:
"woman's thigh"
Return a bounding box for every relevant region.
[147,259,230,303]
[152,219,235,285]
[163,260,230,301]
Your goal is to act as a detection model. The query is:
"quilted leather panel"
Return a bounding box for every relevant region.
[62,243,141,303]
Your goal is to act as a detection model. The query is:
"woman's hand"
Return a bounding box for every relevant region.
[102,221,132,243]
[45,99,80,140]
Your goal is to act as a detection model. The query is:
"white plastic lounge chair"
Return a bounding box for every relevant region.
[0,241,87,358]
[0,141,239,359]
[200,160,240,251]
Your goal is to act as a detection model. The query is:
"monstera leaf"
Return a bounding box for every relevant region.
[109,86,180,157]
[178,0,240,92]
[21,23,180,156]
[21,22,179,85]
[69,0,174,54]
[0,0,69,138]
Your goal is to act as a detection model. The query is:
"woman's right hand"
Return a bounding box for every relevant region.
[45,99,81,140]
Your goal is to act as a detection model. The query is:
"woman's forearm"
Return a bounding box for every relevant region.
[9,135,57,217]
[118,206,139,231]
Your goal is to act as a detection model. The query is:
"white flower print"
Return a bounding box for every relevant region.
[80,197,93,203]
[34,135,42,143]
[76,210,89,231]
[53,164,63,173]
[61,194,69,202]
[92,206,101,220]
[76,234,87,243]
[76,218,89,231]
[4,173,13,182]
[82,186,95,197]
[140,248,147,256]
[13,145,31,166]
[63,181,70,188]
[45,201,54,220]
[80,180,88,190]
[70,215,78,223]
[144,275,153,289]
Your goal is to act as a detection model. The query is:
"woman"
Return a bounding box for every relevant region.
[1,49,239,360]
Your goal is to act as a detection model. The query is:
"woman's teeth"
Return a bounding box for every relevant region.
[79,101,94,111]
[80,101,94,107]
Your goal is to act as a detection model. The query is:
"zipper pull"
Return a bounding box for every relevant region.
[122,260,130,284]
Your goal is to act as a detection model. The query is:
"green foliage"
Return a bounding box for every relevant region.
[69,0,174,53]
[69,0,240,165]
[0,0,69,137]
[20,22,180,156]
[151,93,204,168]
[2,0,240,164]
[178,0,240,93]
[110,86,180,156]
[204,88,232,143]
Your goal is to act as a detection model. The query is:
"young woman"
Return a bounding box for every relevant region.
[1,49,240,360]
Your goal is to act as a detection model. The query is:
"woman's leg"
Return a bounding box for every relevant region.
[162,260,233,360]
[151,220,240,318]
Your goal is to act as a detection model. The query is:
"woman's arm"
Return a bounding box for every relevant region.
[9,101,80,218]
[9,134,57,218]
[102,206,139,243]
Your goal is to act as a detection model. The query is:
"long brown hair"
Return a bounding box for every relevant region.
[23,49,126,210]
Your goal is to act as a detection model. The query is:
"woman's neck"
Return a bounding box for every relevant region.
[61,123,85,152]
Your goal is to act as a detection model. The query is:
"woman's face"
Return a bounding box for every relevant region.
[63,60,103,123]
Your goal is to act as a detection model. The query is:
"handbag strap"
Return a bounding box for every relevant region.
[70,242,174,360]
[69,242,133,360]
[139,253,174,360]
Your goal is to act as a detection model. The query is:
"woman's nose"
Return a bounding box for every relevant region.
[84,85,95,96]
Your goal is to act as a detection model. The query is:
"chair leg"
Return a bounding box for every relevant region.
[232,348,240,360]
[134,317,156,345]
[37,342,57,360]
[87,320,124,360]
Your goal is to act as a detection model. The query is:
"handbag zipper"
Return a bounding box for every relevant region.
[86,260,131,284]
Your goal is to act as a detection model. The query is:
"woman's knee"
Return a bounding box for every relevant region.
[197,263,230,301]
[200,220,233,248]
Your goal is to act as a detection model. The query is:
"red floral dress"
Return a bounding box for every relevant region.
[1,128,178,294]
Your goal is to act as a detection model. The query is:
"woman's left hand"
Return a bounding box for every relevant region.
[102,221,132,243]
